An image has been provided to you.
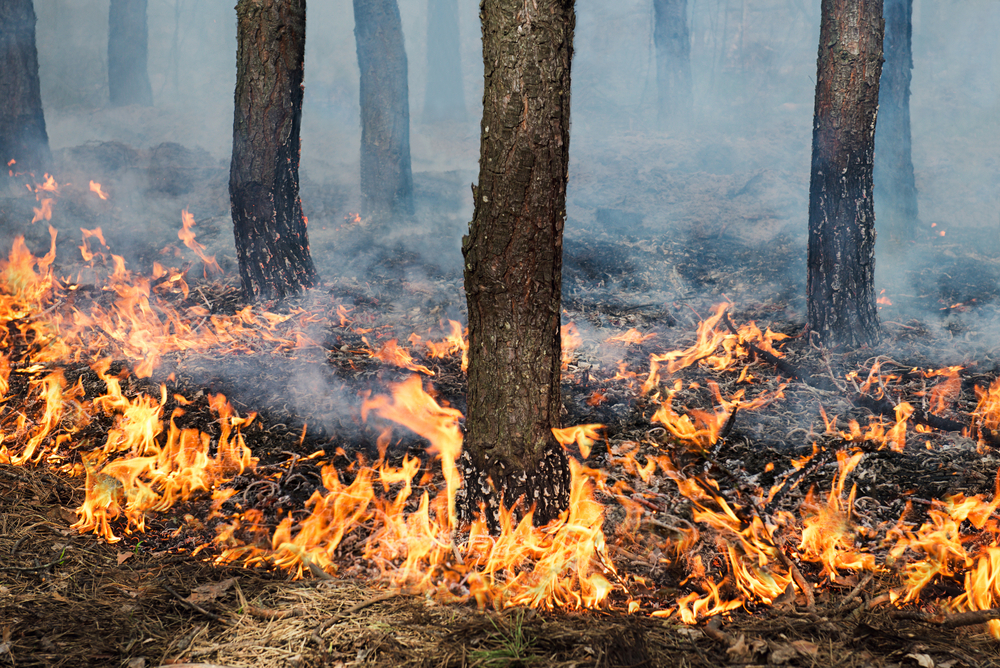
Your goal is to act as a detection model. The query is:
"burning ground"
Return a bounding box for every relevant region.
[3,140,1000,668]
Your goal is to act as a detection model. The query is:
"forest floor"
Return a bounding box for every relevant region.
[3,129,1000,668]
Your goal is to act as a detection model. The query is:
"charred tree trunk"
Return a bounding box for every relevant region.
[458,0,575,529]
[653,0,691,126]
[108,0,154,107]
[354,0,414,219]
[230,0,318,302]
[806,0,883,348]
[0,0,50,176]
[874,0,917,248]
[423,0,466,123]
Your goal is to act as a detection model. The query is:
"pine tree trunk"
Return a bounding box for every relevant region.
[806,0,883,349]
[874,0,917,248]
[423,0,466,123]
[653,0,692,126]
[230,0,318,302]
[108,0,154,107]
[458,0,575,529]
[354,0,414,219]
[0,0,50,176]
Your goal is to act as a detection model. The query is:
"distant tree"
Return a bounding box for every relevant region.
[108,0,153,106]
[354,0,414,219]
[653,0,691,125]
[423,0,466,123]
[458,0,575,528]
[0,0,51,176]
[874,0,917,248]
[230,0,318,301]
[807,0,884,348]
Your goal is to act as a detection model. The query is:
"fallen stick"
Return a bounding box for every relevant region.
[891,607,1000,629]
[162,582,228,624]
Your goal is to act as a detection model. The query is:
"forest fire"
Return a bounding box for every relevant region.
[4,194,1000,629]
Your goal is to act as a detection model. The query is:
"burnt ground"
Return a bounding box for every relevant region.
[3,139,1000,667]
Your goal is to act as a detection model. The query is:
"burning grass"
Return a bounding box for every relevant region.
[6,169,1000,665]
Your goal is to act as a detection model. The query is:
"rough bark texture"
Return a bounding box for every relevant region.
[0,0,50,176]
[873,0,917,247]
[230,0,317,302]
[458,0,575,529]
[653,0,692,126]
[423,0,466,123]
[806,0,883,349]
[354,0,414,219]
[108,0,154,107]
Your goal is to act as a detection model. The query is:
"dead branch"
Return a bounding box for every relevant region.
[244,604,309,621]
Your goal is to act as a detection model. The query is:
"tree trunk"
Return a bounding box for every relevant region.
[354,0,414,219]
[874,0,917,248]
[423,0,466,123]
[230,0,318,302]
[108,0,154,107]
[458,0,575,529]
[0,0,50,176]
[806,0,883,349]
[653,0,692,126]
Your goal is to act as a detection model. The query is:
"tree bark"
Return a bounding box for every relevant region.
[874,0,917,247]
[653,0,692,126]
[458,0,575,529]
[423,0,466,123]
[806,0,883,349]
[0,0,50,176]
[108,0,154,107]
[354,0,414,219]
[230,0,318,302]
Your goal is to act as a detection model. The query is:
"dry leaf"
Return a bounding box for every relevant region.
[905,653,935,668]
[770,639,819,664]
[184,577,237,604]
[727,634,751,659]
[116,551,133,565]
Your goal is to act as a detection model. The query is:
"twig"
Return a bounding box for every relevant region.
[314,591,407,638]
[777,551,815,611]
[892,607,1000,629]
[244,604,309,621]
[0,550,67,571]
[834,571,875,614]
[161,582,228,623]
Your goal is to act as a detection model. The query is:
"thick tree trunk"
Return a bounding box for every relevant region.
[0,0,50,176]
[874,0,917,248]
[108,0,154,107]
[230,0,318,302]
[354,0,414,219]
[653,0,692,126]
[458,0,575,529]
[806,0,883,349]
[423,0,466,123]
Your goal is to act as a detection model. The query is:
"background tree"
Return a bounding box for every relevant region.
[353,0,414,219]
[807,0,884,348]
[230,0,317,302]
[874,0,917,248]
[108,0,153,107]
[0,0,51,176]
[653,0,691,126]
[458,0,575,528]
[423,0,466,123]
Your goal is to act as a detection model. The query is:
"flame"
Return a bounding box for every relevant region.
[362,337,434,375]
[605,328,655,346]
[89,180,109,200]
[178,210,222,275]
[561,322,582,370]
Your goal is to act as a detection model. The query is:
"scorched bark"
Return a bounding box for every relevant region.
[459,0,575,528]
[108,0,154,107]
[230,0,317,302]
[0,0,50,176]
[806,0,884,348]
[653,0,692,125]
